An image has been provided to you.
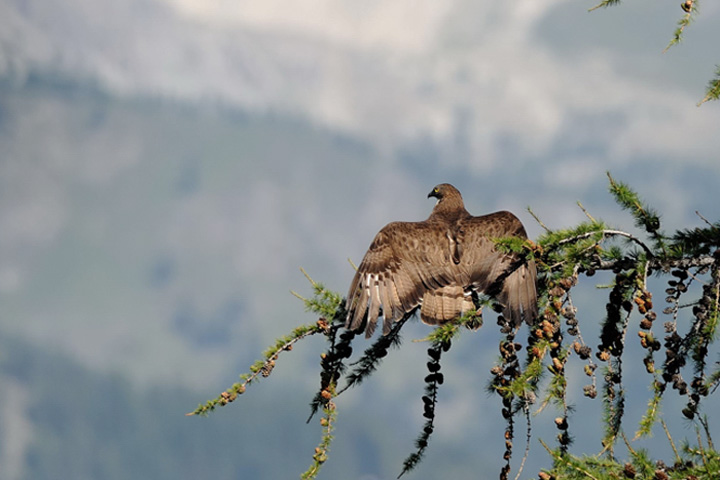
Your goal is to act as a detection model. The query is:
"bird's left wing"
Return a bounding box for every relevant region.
[345,221,456,338]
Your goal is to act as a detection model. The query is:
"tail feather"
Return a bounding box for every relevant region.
[420,286,475,325]
[501,260,538,327]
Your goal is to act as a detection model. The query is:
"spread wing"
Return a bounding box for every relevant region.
[345,212,538,338]
[456,211,538,327]
[345,221,458,338]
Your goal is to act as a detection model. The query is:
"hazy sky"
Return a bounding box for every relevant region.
[148,0,720,169]
[5,0,718,169]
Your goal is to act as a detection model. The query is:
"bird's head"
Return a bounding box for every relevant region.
[428,183,461,202]
[427,183,467,219]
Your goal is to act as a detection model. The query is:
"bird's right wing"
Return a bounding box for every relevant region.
[456,211,538,327]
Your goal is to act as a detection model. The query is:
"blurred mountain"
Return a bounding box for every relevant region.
[0,74,390,387]
[0,333,420,480]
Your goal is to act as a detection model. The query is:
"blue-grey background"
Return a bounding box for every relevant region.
[1,0,719,478]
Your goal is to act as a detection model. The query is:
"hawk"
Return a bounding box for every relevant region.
[345,183,537,338]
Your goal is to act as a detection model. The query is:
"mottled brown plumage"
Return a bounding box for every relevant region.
[346,183,537,338]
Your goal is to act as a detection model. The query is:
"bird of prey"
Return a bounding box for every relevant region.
[345,183,537,338]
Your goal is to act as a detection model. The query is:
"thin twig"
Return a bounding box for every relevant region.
[186,324,322,416]
[300,266,317,286]
[291,290,307,301]
[513,404,533,480]
[700,415,715,451]
[663,10,693,54]
[661,419,681,464]
[695,210,713,227]
[597,439,613,458]
[577,201,597,223]
[686,267,710,287]
[527,206,552,233]
[696,425,710,470]
[621,431,637,456]
[557,229,654,258]
[546,241,601,271]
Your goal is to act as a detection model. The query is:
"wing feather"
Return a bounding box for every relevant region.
[345,221,459,337]
[379,275,395,335]
[367,274,381,336]
[456,211,538,326]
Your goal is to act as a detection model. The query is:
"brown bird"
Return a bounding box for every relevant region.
[345,183,537,338]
